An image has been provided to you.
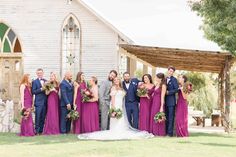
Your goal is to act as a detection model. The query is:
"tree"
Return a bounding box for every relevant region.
[186,72,218,117]
[134,69,143,79]
[189,0,236,55]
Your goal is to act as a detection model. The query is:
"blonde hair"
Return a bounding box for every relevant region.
[91,76,98,85]
[50,72,59,87]
[112,77,123,90]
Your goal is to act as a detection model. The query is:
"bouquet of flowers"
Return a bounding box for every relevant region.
[137,82,148,97]
[67,110,79,121]
[20,108,32,120]
[43,81,55,95]
[109,108,123,119]
[183,82,193,94]
[154,112,166,123]
[81,88,93,102]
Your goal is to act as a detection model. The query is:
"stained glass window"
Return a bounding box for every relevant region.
[0,23,22,53]
[62,15,81,76]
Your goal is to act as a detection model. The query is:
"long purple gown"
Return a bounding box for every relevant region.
[43,87,60,135]
[19,86,35,137]
[149,87,166,136]
[81,101,99,133]
[175,91,189,137]
[139,86,154,132]
[73,82,86,134]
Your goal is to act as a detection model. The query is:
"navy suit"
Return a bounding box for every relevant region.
[60,79,74,133]
[122,78,140,129]
[165,76,179,136]
[32,78,47,134]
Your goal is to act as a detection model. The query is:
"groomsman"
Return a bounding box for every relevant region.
[165,66,179,136]
[60,71,74,134]
[122,72,140,129]
[32,68,47,135]
[99,70,117,130]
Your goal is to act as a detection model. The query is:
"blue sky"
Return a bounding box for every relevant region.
[83,0,221,51]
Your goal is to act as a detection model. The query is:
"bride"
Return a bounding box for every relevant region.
[78,77,154,140]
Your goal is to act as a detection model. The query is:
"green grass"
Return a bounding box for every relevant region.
[0,132,236,157]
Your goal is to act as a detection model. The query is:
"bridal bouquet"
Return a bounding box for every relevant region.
[183,82,193,94]
[137,82,148,97]
[109,108,123,119]
[20,108,32,120]
[154,112,166,123]
[67,110,79,121]
[81,88,93,102]
[42,81,55,95]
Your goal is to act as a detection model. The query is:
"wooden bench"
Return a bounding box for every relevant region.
[192,115,206,127]
[211,110,222,127]
[189,110,206,127]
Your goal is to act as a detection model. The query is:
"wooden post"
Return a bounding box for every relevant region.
[143,64,148,75]
[224,56,232,132]
[127,57,136,77]
[152,67,156,81]
[219,70,225,116]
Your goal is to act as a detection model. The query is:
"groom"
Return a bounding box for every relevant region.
[165,66,179,136]
[32,68,47,135]
[122,72,140,129]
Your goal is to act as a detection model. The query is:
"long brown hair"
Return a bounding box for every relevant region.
[20,74,31,87]
[156,73,166,89]
[142,74,153,84]
[75,72,84,84]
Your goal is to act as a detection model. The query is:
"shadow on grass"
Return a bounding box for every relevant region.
[190,132,234,138]
[199,142,236,147]
[0,133,79,145]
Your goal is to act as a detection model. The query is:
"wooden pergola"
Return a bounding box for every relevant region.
[120,44,235,132]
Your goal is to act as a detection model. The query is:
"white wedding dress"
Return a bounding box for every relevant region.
[78,89,154,140]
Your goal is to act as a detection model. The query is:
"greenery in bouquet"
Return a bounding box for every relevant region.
[67,110,79,121]
[154,112,166,123]
[43,81,55,95]
[81,88,93,102]
[20,108,32,120]
[137,82,148,97]
[109,108,123,119]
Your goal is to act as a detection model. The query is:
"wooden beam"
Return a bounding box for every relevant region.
[132,53,226,62]
[138,57,225,67]
[120,44,231,57]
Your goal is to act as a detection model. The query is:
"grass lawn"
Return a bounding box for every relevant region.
[0,132,236,157]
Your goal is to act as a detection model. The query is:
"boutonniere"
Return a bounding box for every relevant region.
[132,82,137,85]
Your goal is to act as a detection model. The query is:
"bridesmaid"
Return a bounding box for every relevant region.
[139,74,155,132]
[81,76,99,133]
[73,72,86,134]
[176,75,189,137]
[19,74,35,136]
[43,72,60,135]
[150,73,166,136]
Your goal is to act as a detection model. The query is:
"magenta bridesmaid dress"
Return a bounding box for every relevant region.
[149,87,166,136]
[175,91,189,137]
[73,82,86,134]
[19,86,35,137]
[139,86,154,132]
[81,101,99,133]
[43,87,60,135]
